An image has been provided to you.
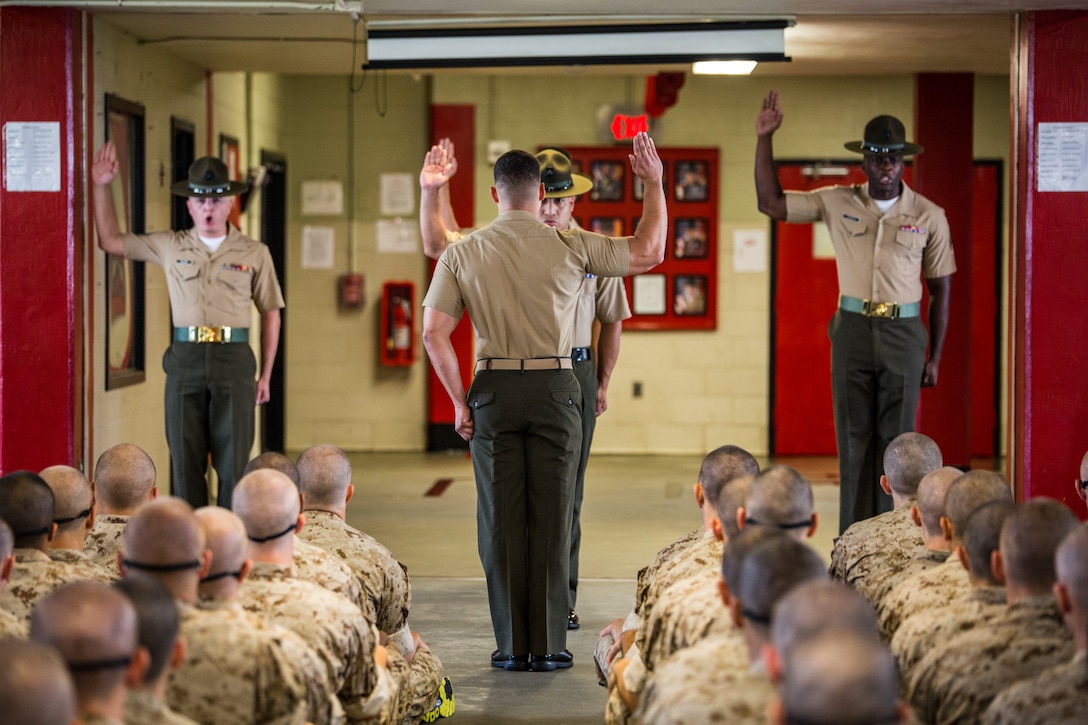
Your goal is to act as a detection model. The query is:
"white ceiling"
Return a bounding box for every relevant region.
[80,0,1078,77]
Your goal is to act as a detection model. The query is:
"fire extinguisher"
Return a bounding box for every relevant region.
[389,297,411,362]
[381,281,415,367]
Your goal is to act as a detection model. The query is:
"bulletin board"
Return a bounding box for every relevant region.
[561,146,719,331]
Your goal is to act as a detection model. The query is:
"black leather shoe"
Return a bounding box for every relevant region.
[567,610,580,630]
[529,650,574,672]
[490,650,529,672]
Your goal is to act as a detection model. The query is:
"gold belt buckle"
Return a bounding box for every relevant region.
[865,301,896,319]
[196,326,223,343]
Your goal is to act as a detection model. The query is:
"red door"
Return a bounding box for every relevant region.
[772,163,1000,457]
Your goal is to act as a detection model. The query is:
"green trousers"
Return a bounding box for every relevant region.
[162,341,256,509]
[570,357,598,610]
[468,368,582,656]
[829,310,927,534]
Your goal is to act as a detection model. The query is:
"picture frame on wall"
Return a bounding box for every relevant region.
[673,217,709,259]
[673,275,708,316]
[104,94,147,390]
[674,160,708,202]
[589,217,624,236]
[564,145,718,331]
[590,160,625,201]
[220,133,242,228]
[632,274,667,316]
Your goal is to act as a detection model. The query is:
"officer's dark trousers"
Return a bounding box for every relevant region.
[829,310,927,534]
[468,368,582,656]
[570,357,598,611]
[163,341,256,509]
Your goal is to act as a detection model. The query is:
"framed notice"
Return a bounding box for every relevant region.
[104,94,147,389]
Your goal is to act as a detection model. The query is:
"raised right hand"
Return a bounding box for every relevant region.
[419,144,453,190]
[91,141,120,186]
[756,89,784,138]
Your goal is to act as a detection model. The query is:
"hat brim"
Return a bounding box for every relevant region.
[844,141,924,156]
[544,172,594,199]
[170,179,249,198]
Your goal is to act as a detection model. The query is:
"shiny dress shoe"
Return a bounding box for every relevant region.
[490,650,529,672]
[529,649,574,672]
[567,609,580,630]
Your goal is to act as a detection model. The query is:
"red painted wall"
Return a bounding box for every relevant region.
[0,7,81,471]
[1014,11,1088,511]
[426,105,475,447]
[914,73,975,467]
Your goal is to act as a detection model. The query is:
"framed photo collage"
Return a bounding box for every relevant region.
[559,145,719,331]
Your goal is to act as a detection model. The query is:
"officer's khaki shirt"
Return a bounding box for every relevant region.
[785,182,956,303]
[423,210,629,360]
[122,227,284,328]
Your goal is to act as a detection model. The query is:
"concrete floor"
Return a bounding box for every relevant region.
[339,452,842,724]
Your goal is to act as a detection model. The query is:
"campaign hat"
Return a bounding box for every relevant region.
[171,156,248,198]
[844,115,924,156]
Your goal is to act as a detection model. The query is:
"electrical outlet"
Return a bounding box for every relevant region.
[633,381,643,398]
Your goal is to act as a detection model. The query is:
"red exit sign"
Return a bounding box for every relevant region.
[611,113,649,141]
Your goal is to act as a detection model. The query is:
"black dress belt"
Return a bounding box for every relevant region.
[571,347,592,363]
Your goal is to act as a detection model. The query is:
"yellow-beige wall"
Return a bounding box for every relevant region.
[88,17,1010,473]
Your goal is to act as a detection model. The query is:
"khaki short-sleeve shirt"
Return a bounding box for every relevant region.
[423,210,630,360]
[785,182,956,303]
[122,227,285,328]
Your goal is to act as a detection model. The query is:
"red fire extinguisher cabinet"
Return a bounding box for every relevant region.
[380,281,416,367]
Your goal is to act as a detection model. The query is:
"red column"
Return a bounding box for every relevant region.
[426,104,475,450]
[1012,11,1088,511]
[914,73,974,468]
[0,7,82,471]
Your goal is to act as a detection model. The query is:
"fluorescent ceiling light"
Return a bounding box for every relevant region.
[364,20,792,70]
[692,60,758,75]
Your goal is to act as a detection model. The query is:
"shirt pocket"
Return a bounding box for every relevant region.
[892,224,927,274]
[837,215,868,237]
[169,259,203,307]
[212,267,253,313]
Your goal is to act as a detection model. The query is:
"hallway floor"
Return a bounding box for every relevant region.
[336,451,843,724]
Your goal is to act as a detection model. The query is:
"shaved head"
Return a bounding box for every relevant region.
[745,466,814,534]
[916,466,962,536]
[961,500,1017,585]
[945,470,1012,542]
[772,580,880,663]
[195,506,249,576]
[1000,498,1080,593]
[94,443,156,512]
[780,628,900,725]
[883,432,942,498]
[113,576,180,684]
[0,470,55,549]
[123,497,203,568]
[737,535,827,637]
[30,580,138,705]
[716,473,755,541]
[233,469,300,542]
[1056,524,1088,615]
[698,445,760,510]
[40,465,93,533]
[0,638,77,725]
[243,451,301,488]
[297,444,353,507]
